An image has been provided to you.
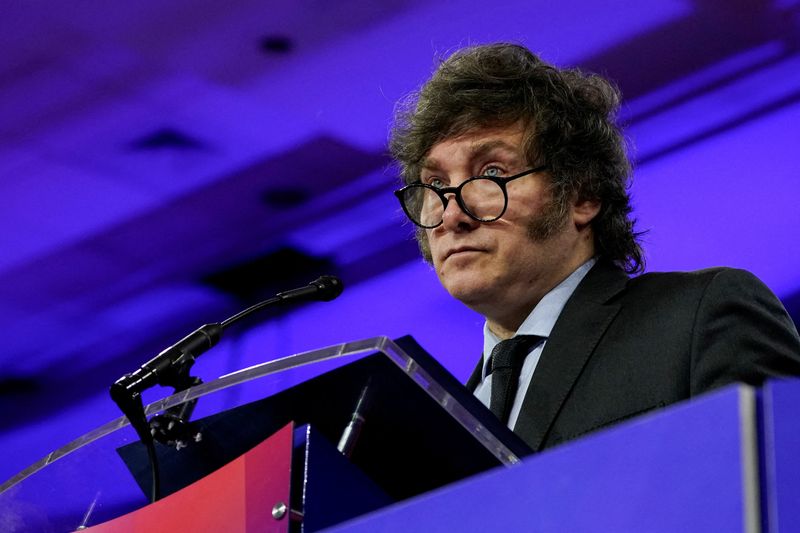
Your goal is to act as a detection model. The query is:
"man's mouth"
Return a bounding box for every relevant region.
[444,246,484,261]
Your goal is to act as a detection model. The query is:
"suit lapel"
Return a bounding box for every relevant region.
[512,261,628,451]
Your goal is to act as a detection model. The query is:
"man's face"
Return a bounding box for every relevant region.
[421,123,597,330]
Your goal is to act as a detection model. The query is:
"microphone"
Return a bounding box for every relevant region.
[275,275,344,302]
[110,275,344,399]
[337,379,372,458]
[110,323,223,402]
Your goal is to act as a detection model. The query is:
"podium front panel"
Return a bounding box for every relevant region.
[329,385,759,533]
[761,378,800,533]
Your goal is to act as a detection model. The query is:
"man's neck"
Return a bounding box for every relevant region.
[486,318,521,341]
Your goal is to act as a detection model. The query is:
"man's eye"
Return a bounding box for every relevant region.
[427,177,445,188]
[482,166,504,178]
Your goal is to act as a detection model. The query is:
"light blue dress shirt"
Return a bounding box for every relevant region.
[474,258,597,429]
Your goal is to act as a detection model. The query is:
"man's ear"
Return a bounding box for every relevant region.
[572,197,601,228]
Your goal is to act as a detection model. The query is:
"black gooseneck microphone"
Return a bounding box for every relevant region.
[109,275,343,503]
[110,275,343,400]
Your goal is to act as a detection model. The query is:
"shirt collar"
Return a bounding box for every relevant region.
[481,257,597,378]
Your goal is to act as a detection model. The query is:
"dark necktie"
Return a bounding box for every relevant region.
[488,335,540,425]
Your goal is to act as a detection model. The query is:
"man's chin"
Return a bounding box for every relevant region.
[441,278,494,307]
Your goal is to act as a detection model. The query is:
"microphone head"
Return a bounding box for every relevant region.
[310,275,344,301]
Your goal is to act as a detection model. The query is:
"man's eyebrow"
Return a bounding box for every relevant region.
[420,157,441,171]
[468,139,521,160]
[420,138,524,173]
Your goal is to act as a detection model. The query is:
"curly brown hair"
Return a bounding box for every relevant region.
[390,43,644,274]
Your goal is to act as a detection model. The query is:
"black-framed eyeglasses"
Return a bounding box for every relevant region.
[394,165,548,229]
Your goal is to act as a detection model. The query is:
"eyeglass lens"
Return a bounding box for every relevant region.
[403,178,507,227]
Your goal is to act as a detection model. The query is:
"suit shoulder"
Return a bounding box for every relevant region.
[619,267,781,313]
[628,266,764,292]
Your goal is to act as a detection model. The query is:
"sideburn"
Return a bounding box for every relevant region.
[526,195,570,241]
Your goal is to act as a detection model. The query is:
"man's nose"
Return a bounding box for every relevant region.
[441,194,479,232]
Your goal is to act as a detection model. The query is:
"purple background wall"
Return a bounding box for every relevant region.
[2,0,799,483]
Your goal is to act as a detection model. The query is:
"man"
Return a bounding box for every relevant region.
[390,43,800,452]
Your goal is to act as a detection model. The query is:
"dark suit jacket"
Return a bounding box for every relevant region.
[466,261,800,452]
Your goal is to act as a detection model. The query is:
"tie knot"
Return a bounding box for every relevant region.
[488,335,540,373]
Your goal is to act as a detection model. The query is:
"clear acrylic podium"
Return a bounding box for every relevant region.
[0,336,530,531]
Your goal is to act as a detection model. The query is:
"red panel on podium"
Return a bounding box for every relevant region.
[85,423,294,532]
